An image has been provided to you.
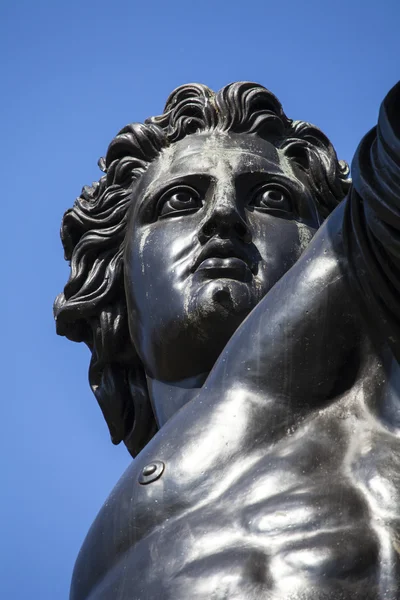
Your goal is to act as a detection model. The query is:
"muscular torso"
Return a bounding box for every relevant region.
[72,204,400,600]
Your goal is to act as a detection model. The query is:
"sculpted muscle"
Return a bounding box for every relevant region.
[56,81,400,600]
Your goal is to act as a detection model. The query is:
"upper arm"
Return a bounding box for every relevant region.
[206,200,362,422]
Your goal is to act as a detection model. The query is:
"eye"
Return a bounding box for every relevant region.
[157,186,203,219]
[249,184,293,215]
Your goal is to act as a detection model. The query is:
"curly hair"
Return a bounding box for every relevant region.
[54,82,351,457]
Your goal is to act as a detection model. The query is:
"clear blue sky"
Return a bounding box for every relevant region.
[1,1,399,598]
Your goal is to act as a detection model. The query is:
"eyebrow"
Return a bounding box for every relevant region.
[138,167,305,214]
[144,152,288,189]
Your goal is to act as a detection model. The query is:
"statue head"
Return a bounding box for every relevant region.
[54,82,350,457]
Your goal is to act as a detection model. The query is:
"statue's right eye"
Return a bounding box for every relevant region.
[157,186,203,219]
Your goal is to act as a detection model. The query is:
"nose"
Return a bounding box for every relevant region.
[198,194,252,244]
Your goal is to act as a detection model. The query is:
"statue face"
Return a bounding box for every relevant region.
[124,132,320,380]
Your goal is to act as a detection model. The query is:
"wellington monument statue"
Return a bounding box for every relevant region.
[55,81,400,599]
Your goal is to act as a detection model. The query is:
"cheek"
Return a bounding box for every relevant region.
[124,225,164,320]
[127,226,175,283]
[251,217,315,276]
[125,222,198,303]
[296,221,316,250]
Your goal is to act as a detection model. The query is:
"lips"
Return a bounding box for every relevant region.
[195,256,253,281]
[191,240,257,281]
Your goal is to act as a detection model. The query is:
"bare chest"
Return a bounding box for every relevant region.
[79,367,400,600]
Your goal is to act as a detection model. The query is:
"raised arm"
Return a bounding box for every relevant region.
[344,81,400,361]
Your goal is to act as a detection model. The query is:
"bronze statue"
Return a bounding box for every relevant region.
[55,81,400,599]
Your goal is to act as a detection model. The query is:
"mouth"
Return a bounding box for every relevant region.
[191,240,257,282]
[195,257,252,281]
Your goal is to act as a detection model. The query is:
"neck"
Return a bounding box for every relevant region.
[146,373,208,428]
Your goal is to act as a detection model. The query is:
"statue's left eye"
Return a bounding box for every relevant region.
[158,187,202,219]
[249,184,293,215]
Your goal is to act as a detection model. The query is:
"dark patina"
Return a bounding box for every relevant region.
[55,81,400,599]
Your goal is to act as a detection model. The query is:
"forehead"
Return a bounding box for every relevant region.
[139,132,292,191]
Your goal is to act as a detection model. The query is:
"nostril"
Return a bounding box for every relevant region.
[202,222,215,239]
[200,217,251,243]
[234,222,248,239]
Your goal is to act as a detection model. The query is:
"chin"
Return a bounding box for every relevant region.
[189,278,258,320]
[143,279,261,380]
